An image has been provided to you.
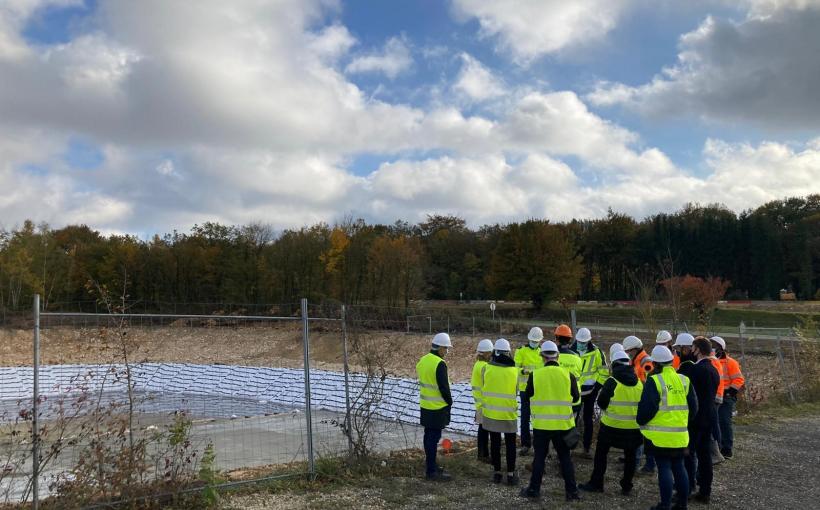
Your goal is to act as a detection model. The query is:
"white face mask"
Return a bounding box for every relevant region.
[529,340,540,348]
[577,342,588,353]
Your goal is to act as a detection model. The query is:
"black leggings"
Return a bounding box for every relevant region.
[489,431,517,473]
[581,386,600,450]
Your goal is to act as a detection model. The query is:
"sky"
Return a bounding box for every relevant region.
[2,0,820,236]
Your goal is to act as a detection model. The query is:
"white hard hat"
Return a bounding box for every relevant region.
[540,340,559,355]
[673,333,694,347]
[494,338,511,352]
[623,336,643,351]
[432,332,452,348]
[649,345,673,363]
[609,343,624,359]
[612,350,630,363]
[710,336,726,350]
[656,330,673,344]
[575,327,592,343]
[527,327,544,342]
[476,339,494,353]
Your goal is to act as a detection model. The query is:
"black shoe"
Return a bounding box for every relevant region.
[425,469,452,482]
[507,473,520,486]
[619,481,633,496]
[721,449,733,459]
[519,446,532,456]
[578,482,604,493]
[693,493,710,504]
[520,487,540,499]
[492,472,503,484]
[617,456,626,464]
[580,449,593,459]
[565,491,581,502]
[640,464,656,474]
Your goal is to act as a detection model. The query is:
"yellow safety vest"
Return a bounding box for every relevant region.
[416,353,448,411]
[600,378,643,430]
[471,360,488,410]
[514,344,543,392]
[640,366,690,448]
[481,363,518,422]
[558,351,583,405]
[579,347,608,389]
[530,365,575,431]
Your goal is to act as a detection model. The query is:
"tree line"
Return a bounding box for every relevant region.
[2,195,819,313]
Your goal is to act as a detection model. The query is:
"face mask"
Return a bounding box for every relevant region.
[576,342,588,353]
[529,340,539,348]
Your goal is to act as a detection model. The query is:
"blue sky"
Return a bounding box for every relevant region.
[2,0,820,234]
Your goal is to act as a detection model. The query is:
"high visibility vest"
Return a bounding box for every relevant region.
[514,345,542,392]
[471,360,488,410]
[558,351,583,405]
[481,363,518,423]
[416,353,448,411]
[709,357,726,403]
[600,378,644,430]
[640,366,690,448]
[720,355,745,393]
[578,347,607,391]
[632,350,653,383]
[531,365,575,431]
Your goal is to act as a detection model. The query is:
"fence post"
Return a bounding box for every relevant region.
[301,298,315,477]
[428,316,431,335]
[341,305,353,456]
[447,315,450,334]
[32,294,40,509]
[738,324,746,364]
[472,315,475,337]
[775,335,795,403]
[570,308,577,333]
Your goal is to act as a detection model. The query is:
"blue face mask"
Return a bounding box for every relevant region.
[529,340,539,348]
[576,342,588,353]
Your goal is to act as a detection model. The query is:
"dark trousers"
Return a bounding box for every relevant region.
[520,392,531,447]
[588,433,638,491]
[477,424,489,458]
[685,428,713,496]
[718,396,736,451]
[580,387,599,451]
[423,428,442,476]
[528,429,577,495]
[655,454,689,508]
[490,431,517,473]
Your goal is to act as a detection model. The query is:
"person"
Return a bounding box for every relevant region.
[656,330,681,369]
[610,342,624,362]
[556,324,582,407]
[515,327,545,456]
[706,341,726,465]
[519,341,581,502]
[678,337,720,504]
[472,338,494,462]
[579,349,644,496]
[416,332,454,481]
[572,327,608,457]
[624,335,656,473]
[712,336,745,459]
[481,338,520,485]
[637,345,698,510]
[672,333,696,372]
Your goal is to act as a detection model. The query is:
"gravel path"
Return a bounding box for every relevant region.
[221,412,820,509]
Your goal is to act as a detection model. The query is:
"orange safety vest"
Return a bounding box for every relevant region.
[709,357,726,403]
[632,350,654,383]
[720,355,745,393]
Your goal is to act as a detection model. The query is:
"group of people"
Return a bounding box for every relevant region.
[416,325,745,510]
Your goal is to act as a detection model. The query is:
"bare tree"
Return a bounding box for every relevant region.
[629,263,659,338]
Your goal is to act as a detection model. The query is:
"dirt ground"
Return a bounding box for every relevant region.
[220,411,820,510]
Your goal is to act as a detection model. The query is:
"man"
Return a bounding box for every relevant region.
[678,337,720,504]
[515,327,545,456]
[416,332,454,481]
[706,341,727,465]
[712,336,745,459]
[556,324,582,406]
[672,333,696,372]
[637,345,698,510]
[572,327,608,457]
[481,338,520,485]
[579,350,643,496]
[656,330,681,369]
[624,335,655,473]
[519,341,581,502]
[472,338,494,462]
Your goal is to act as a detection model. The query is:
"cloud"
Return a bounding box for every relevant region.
[345,36,412,79]
[452,53,505,101]
[587,4,820,129]
[450,0,636,63]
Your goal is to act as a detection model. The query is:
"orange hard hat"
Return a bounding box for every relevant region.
[554,324,572,337]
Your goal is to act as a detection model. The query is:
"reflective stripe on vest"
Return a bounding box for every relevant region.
[531,366,575,431]
[640,367,690,448]
[579,348,606,386]
[481,364,518,422]
[471,360,488,410]
[416,353,448,411]
[600,377,643,430]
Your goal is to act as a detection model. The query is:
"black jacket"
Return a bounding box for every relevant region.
[677,358,719,432]
[419,350,452,430]
[636,365,699,455]
[596,361,643,449]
